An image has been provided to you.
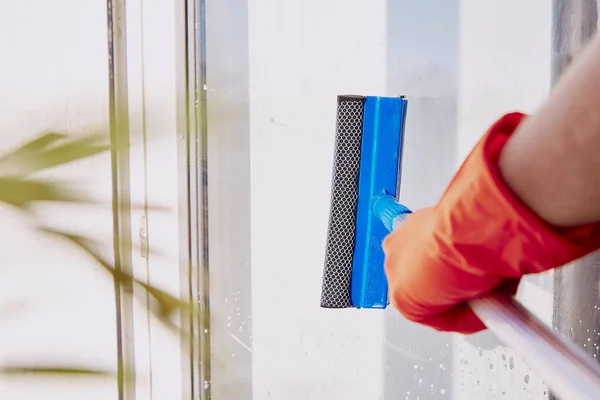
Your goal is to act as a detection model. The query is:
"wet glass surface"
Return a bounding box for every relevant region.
[205,1,599,399]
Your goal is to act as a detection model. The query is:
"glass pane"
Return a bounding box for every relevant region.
[205,1,597,399]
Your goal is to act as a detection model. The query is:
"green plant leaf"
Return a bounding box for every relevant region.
[0,128,200,384]
[0,132,66,163]
[0,131,110,177]
[38,227,193,333]
[0,178,88,207]
[0,365,115,378]
[31,135,110,172]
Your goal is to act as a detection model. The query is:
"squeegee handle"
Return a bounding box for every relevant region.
[374,194,600,400]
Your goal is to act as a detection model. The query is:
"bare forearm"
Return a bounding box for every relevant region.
[499,34,600,227]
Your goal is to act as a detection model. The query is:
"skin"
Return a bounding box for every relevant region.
[499,34,600,227]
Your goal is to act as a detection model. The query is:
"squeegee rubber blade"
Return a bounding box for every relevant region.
[320,95,366,308]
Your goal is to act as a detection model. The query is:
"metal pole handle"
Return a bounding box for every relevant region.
[470,294,600,400]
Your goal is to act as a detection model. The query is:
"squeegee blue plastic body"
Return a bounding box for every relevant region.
[350,96,410,308]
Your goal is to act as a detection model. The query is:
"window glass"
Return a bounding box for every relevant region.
[206,1,594,399]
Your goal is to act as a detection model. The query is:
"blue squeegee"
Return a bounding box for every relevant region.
[319,94,600,399]
[320,95,411,309]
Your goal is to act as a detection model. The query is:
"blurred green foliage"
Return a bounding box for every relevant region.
[0,130,193,382]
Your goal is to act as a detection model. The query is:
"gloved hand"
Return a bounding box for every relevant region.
[383,112,600,334]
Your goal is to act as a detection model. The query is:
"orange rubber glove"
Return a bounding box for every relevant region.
[383,112,600,334]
